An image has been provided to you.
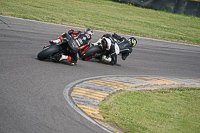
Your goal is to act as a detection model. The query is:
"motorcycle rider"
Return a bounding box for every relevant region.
[49,28,94,65]
[92,33,119,65]
[112,33,137,60]
[93,33,137,65]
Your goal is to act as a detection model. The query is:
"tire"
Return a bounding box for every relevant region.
[81,45,101,60]
[37,45,60,60]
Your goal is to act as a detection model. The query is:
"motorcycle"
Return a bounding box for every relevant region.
[81,44,103,61]
[81,40,120,63]
[37,34,79,61]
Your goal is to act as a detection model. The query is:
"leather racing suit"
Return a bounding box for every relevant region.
[112,33,133,60]
[50,28,93,65]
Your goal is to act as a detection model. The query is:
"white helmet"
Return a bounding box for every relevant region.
[101,37,111,51]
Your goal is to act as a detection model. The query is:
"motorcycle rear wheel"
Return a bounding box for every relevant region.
[37,45,60,60]
[81,46,101,60]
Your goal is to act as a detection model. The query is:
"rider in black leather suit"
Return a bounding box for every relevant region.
[49,28,94,65]
[95,33,118,65]
[112,33,137,60]
[98,33,137,65]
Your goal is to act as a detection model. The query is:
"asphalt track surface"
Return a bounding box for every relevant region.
[0,15,200,133]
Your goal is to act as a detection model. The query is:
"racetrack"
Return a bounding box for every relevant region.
[0,15,200,133]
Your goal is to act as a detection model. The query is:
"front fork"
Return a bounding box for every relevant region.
[79,44,90,57]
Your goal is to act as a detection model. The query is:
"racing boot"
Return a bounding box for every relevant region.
[49,37,63,45]
[59,55,75,65]
[101,55,112,62]
[49,39,60,45]
[112,33,122,41]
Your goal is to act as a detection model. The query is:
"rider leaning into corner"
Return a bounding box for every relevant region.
[93,33,137,65]
[49,28,94,65]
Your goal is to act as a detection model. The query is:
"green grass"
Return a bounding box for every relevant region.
[99,88,200,133]
[1,0,200,45]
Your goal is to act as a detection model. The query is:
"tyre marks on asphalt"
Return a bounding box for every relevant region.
[70,76,200,120]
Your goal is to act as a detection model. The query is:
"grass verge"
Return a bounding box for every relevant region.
[0,0,200,45]
[99,88,200,133]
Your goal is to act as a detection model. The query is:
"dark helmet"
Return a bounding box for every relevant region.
[85,28,94,39]
[128,37,137,47]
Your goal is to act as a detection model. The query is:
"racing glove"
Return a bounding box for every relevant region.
[68,29,74,35]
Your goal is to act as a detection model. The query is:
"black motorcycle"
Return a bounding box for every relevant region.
[81,44,103,61]
[37,34,79,61]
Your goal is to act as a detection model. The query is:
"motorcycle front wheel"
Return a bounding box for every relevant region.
[37,45,60,60]
[81,45,101,60]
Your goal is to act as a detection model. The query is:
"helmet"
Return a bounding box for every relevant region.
[85,28,94,39]
[101,37,111,51]
[128,37,137,47]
